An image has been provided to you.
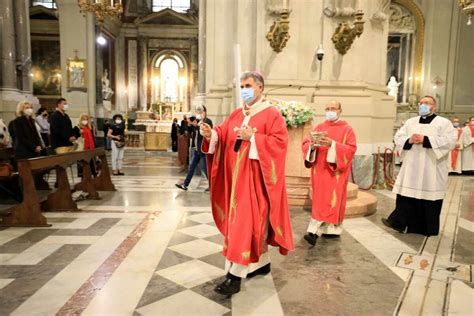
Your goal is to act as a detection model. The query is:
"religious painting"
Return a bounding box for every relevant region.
[31,39,61,96]
[160,104,173,121]
[67,58,87,92]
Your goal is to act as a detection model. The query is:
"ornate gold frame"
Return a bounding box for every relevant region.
[393,0,425,95]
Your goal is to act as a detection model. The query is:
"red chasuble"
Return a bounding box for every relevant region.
[302,120,357,225]
[203,103,294,266]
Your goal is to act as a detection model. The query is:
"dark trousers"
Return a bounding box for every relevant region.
[40,133,49,147]
[183,149,207,187]
[388,194,443,236]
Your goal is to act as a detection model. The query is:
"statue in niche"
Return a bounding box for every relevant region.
[101,69,114,101]
[387,76,402,99]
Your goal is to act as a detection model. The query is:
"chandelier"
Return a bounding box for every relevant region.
[459,0,474,25]
[78,0,123,24]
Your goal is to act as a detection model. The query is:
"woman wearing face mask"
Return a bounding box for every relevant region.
[11,101,44,159]
[73,114,96,177]
[107,114,126,176]
[35,107,50,147]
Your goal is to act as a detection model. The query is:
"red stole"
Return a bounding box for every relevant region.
[302,120,357,224]
[203,106,294,266]
[450,128,462,170]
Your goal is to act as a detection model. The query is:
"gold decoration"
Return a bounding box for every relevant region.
[342,133,348,145]
[242,251,251,260]
[343,155,348,166]
[331,10,365,55]
[330,190,337,208]
[229,146,249,223]
[266,10,291,53]
[78,0,123,24]
[404,255,414,265]
[214,202,225,223]
[458,0,474,25]
[276,226,284,238]
[270,160,278,185]
[335,171,340,183]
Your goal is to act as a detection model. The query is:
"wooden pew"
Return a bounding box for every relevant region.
[0,148,115,227]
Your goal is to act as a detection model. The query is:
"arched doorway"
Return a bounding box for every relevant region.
[387,0,425,105]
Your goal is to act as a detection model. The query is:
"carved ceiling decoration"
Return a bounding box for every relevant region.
[134,8,197,25]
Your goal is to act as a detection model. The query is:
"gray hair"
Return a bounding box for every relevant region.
[240,71,265,88]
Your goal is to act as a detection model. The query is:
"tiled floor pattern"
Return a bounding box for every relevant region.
[0,149,471,315]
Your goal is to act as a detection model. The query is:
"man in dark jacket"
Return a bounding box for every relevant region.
[176,106,213,191]
[50,98,76,154]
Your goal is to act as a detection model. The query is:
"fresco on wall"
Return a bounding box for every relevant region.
[31,39,61,96]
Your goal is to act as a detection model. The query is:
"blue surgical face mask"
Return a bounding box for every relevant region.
[325,111,338,121]
[471,121,474,126]
[419,103,431,117]
[241,88,256,104]
[453,122,460,128]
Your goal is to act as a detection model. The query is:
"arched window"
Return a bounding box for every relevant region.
[152,0,191,13]
[31,0,57,9]
[160,59,179,102]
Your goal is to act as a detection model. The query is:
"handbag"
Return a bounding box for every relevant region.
[113,135,125,148]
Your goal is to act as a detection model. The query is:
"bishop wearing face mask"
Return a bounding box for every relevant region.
[382,96,456,236]
[301,100,357,246]
[199,71,294,296]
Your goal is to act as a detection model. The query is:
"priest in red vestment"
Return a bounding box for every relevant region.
[200,71,294,296]
[301,100,357,246]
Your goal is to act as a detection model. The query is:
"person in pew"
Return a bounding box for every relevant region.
[35,107,50,148]
[73,113,97,177]
[50,98,76,154]
[11,101,44,160]
[107,114,126,176]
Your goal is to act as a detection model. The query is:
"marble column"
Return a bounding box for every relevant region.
[13,0,32,93]
[197,0,206,94]
[0,0,18,90]
[138,36,148,111]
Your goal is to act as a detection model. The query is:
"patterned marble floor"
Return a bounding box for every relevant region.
[0,149,472,315]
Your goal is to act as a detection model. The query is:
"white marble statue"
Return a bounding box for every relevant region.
[102,69,114,101]
[387,76,402,98]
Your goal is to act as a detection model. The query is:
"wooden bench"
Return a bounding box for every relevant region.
[0,148,115,227]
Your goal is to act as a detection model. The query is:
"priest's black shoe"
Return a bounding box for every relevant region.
[381,218,404,233]
[247,263,271,279]
[214,278,241,296]
[304,233,318,246]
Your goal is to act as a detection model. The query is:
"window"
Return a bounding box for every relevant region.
[152,0,190,13]
[31,0,57,9]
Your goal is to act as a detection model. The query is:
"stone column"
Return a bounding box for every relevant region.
[0,0,18,90]
[197,0,206,94]
[13,0,32,92]
[138,36,148,111]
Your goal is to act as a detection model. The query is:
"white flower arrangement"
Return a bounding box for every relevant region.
[273,100,314,128]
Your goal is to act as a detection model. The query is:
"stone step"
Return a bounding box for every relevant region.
[345,190,378,218]
[347,182,359,199]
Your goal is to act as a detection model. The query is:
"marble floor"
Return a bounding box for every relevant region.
[0,149,472,315]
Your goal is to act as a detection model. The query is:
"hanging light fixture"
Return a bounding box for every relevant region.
[459,0,474,26]
[77,0,123,24]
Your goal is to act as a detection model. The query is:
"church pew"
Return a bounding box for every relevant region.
[0,148,115,227]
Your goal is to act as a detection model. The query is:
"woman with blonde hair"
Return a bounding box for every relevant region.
[11,101,43,159]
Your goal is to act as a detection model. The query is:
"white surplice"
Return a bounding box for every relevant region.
[461,126,474,172]
[393,115,456,201]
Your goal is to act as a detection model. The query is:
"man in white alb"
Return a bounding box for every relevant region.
[382,96,456,236]
[461,116,474,175]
